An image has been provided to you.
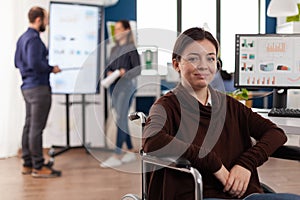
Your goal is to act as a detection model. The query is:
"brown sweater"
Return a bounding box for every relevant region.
[142,84,287,199]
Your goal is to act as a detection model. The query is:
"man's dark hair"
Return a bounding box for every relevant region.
[28,6,45,23]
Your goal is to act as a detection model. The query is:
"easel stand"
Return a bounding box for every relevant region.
[48,94,89,165]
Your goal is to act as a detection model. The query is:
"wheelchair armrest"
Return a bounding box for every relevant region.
[142,154,203,200]
[271,145,300,161]
[142,154,192,170]
[142,155,176,170]
[175,157,192,169]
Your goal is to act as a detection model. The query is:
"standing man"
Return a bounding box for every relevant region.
[14,6,62,178]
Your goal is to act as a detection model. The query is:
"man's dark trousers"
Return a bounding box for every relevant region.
[21,85,51,169]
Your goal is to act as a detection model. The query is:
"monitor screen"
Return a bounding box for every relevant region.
[48,1,103,94]
[235,34,300,90]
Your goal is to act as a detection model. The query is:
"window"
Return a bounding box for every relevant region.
[182,0,217,38]
[137,0,265,73]
[220,0,265,72]
[137,0,177,75]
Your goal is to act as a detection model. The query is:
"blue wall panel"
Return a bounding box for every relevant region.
[265,0,277,34]
[104,0,137,39]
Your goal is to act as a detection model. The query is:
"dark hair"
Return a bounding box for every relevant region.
[217,57,232,80]
[28,6,45,23]
[217,57,222,70]
[118,20,131,30]
[172,27,219,61]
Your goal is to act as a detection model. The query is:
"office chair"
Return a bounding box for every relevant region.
[121,112,300,200]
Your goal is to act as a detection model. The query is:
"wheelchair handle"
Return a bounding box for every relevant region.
[128,112,141,121]
[128,112,147,126]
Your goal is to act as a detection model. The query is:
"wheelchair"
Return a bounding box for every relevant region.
[121,112,300,200]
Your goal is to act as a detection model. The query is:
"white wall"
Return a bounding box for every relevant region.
[0,0,33,158]
[0,0,57,158]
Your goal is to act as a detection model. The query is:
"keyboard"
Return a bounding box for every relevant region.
[268,108,300,118]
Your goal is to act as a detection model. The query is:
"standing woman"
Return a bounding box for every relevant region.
[100,20,141,168]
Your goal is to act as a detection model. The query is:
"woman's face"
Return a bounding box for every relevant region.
[114,22,129,42]
[174,39,217,90]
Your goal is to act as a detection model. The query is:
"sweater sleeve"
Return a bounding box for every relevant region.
[142,101,223,173]
[235,105,287,173]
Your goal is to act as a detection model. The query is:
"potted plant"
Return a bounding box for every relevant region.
[228,88,249,103]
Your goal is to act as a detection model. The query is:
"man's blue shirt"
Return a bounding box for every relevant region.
[14,28,53,90]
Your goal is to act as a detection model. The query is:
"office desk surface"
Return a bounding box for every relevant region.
[252,108,300,135]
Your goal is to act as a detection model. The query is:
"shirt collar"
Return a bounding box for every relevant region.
[206,89,212,106]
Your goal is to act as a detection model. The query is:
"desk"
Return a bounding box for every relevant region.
[252,108,300,135]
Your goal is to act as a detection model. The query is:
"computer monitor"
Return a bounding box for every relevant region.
[235,33,300,108]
